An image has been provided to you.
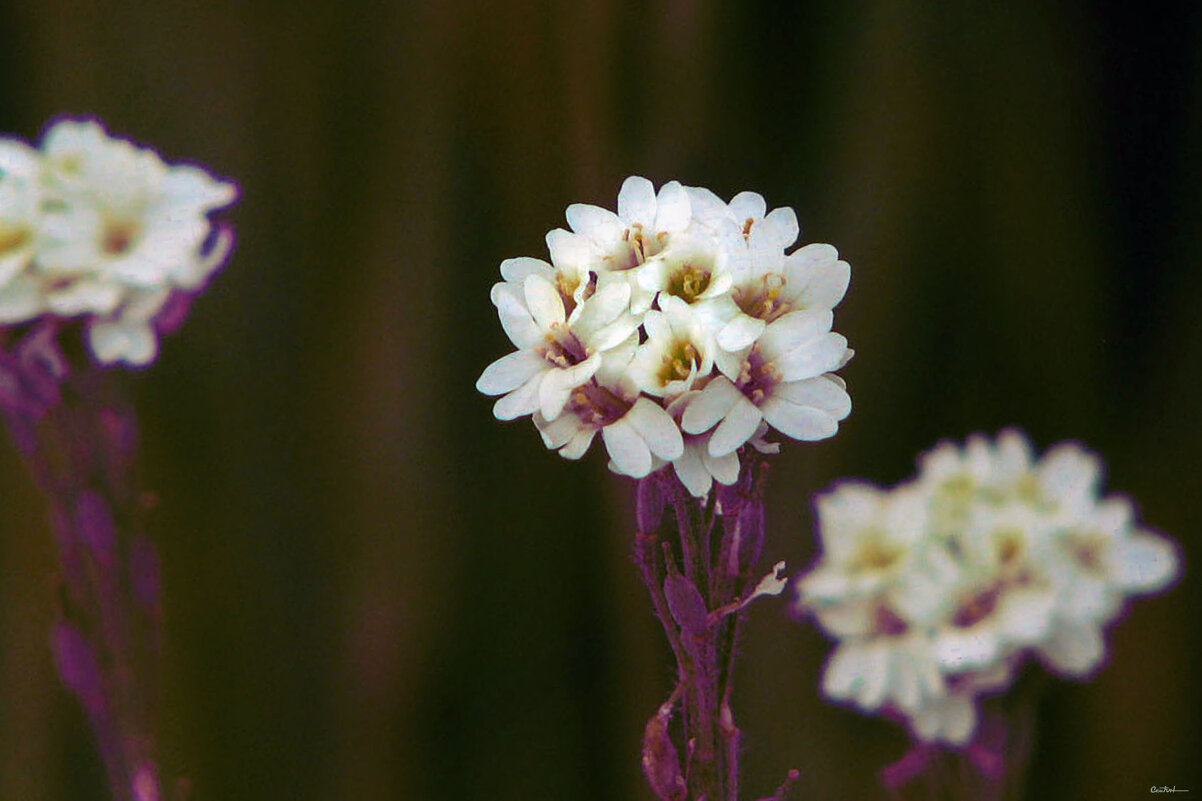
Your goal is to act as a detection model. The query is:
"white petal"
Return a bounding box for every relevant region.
[492,378,541,420]
[996,587,1056,645]
[559,427,597,460]
[499,256,552,283]
[1039,624,1104,677]
[1058,571,1115,623]
[524,274,565,331]
[716,314,766,352]
[855,643,891,710]
[934,627,1001,673]
[775,375,852,418]
[87,317,156,365]
[161,166,236,211]
[545,228,599,273]
[493,284,542,349]
[681,377,741,434]
[653,181,690,232]
[759,207,798,249]
[774,333,849,382]
[822,643,865,700]
[538,357,600,421]
[0,139,39,176]
[476,350,546,395]
[707,397,763,456]
[636,258,669,292]
[0,274,45,322]
[565,203,624,242]
[625,398,684,460]
[936,696,977,745]
[702,446,740,486]
[728,191,766,221]
[571,279,630,337]
[537,412,582,448]
[893,657,921,713]
[47,281,123,316]
[1107,533,1178,592]
[759,308,833,356]
[799,257,851,309]
[588,313,641,353]
[673,445,712,498]
[760,396,838,441]
[1038,445,1101,503]
[617,176,656,224]
[714,347,747,381]
[641,308,672,344]
[602,418,653,477]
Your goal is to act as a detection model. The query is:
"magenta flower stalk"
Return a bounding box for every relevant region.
[0,119,236,801]
[478,177,853,799]
[636,462,801,801]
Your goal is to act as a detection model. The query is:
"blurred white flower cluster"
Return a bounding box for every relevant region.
[0,119,236,365]
[798,430,1179,745]
[477,176,852,496]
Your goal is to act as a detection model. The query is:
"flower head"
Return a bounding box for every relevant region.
[479,177,853,495]
[0,118,237,365]
[797,430,1180,745]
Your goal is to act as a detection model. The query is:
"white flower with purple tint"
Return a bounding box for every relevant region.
[628,295,715,399]
[798,430,1181,746]
[0,118,237,365]
[681,308,851,455]
[0,140,46,321]
[533,353,683,480]
[549,176,692,315]
[477,273,638,421]
[479,176,853,492]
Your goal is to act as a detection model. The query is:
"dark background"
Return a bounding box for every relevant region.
[0,2,1198,799]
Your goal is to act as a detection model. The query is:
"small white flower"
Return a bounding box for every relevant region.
[636,233,735,316]
[651,392,740,498]
[0,139,42,290]
[800,430,1181,745]
[628,295,714,399]
[481,178,852,488]
[800,483,930,612]
[681,308,850,455]
[684,186,849,352]
[534,354,684,479]
[908,692,978,746]
[478,272,638,422]
[0,118,236,365]
[37,120,235,293]
[87,287,170,366]
[549,176,692,314]
[822,631,946,720]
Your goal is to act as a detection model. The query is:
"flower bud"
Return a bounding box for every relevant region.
[76,490,116,559]
[642,701,686,801]
[664,573,709,634]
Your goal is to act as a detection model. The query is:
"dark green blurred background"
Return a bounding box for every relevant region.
[0,2,1199,799]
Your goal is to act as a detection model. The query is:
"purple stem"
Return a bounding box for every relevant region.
[636,461,795,801]
[0,323,167,801]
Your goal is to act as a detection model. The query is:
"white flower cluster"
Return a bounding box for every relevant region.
[477,176,852,496]
[798,430,1179,745]
[0,119,236,365]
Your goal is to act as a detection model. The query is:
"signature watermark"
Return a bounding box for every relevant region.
[1151,788,1189,794]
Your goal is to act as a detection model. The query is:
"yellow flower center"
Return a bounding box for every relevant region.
[656,339,701,386]
[732,273,789,322]
[101,219,140,256]
[849,535,901,572]
[666,263,713,304]
[0,222,32,256]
